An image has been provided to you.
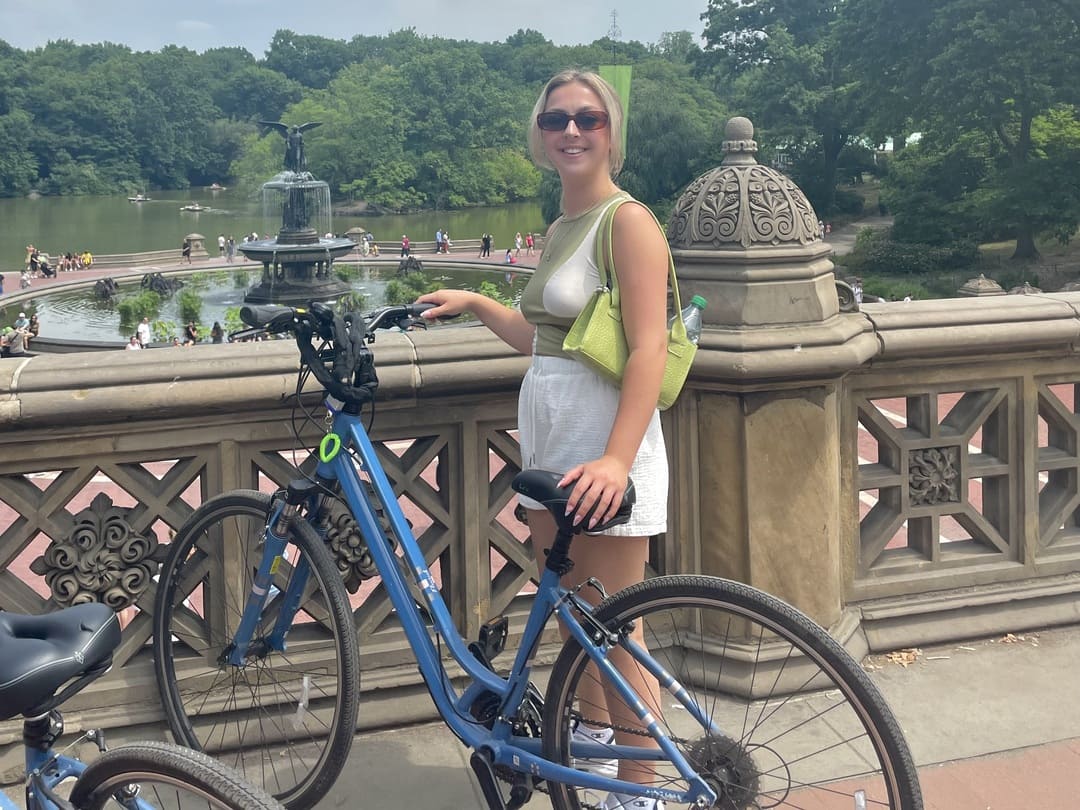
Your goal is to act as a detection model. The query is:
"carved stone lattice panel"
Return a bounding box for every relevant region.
[483,427,530,618]
[855,387,1016,577]
[0,457,206,617]
[29,492,166,610]
[1035,381,1080,556]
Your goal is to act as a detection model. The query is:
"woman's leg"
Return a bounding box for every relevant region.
[527,509,662,785]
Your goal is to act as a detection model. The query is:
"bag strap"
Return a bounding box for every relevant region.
[594,196,688,340]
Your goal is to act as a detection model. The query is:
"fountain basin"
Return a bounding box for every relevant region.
[241,236,355,304]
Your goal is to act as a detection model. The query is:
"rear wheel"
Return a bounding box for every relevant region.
[153,490,359,810]
[543,575,922,809]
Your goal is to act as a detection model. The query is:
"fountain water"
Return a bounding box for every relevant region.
[241,122,353,303]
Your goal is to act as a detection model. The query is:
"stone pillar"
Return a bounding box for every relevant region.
[666,118,879,628]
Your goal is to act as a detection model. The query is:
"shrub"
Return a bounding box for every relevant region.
[843,230,978,276]
[117,290,162,324]
[831,189,865,216]
[177,289,202,324]
[384,275,439,305]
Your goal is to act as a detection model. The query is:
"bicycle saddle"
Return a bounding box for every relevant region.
[511,469,636,535]
[0,602,121,720]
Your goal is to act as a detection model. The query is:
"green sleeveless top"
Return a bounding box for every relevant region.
[520,191,629,358]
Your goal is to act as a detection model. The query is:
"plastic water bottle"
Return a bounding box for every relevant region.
[670,294,707,344]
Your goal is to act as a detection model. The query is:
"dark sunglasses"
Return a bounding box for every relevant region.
[536,110,610,132]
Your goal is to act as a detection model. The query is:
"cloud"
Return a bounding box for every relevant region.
[176,19,215,33]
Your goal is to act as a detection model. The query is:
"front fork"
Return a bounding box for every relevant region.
[223,480,334,666]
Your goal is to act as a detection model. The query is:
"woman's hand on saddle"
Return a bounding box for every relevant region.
[559,456,630,531]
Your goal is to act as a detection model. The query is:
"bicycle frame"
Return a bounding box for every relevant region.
[249,400,719,806]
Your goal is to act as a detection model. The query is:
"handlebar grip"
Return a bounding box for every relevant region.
[240,305,297,329]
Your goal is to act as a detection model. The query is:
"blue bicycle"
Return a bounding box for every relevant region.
[0,602,285,809]
[153,302,923,809]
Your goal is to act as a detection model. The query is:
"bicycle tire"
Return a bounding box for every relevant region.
[542,575,922,810]
[68,740,287,809]
[152,490,360,810]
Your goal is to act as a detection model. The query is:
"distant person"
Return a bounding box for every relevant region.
[504,248,517,264]
[435,229,442,254]
[218,234,226,257]
[181,239,192,264]
[401,234,410,257]
[526,232,535,256]
[184,322,198,345]
[210,321,224,343]
[125,335,142,350]
[27,314,40,347]
[0,273,4,295]
[514,231,523,257]
[136,317,151,347]
[14,312,29,330]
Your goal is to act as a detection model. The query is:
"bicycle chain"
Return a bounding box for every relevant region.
[493,712,689,810]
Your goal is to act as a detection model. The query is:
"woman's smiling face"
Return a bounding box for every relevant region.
[540,81,611,181]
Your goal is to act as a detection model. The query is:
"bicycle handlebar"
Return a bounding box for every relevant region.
[239,301,438,406]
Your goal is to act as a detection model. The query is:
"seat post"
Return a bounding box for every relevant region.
[543,526,576,577]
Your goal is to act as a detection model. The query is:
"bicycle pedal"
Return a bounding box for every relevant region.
[469,750,507,810]
[477,615,508,662]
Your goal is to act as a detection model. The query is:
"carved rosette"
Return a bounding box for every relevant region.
[667,117,820,251]
[30,492,163,610]
[320,490,398,593]
[908,447,961,506]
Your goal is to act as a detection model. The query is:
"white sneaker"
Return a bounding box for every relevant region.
[601,792,666,810]
[571,720,619,779]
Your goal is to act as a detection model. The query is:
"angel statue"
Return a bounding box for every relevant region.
[258,121,323,173]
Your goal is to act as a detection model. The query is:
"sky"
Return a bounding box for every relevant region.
[0,0,710,56]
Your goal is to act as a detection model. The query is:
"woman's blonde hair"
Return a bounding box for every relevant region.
[527,70,625,178]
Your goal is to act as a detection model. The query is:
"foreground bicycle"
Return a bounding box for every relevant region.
[153,301,923,809]
[0,602,285,809]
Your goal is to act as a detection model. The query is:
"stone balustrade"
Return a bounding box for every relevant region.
[2,293,1080,774]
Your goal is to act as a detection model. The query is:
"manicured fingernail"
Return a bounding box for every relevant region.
[588,517,597,529]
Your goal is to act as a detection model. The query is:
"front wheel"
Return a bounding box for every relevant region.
[68,740,287,809]
[542,575,922,809]
[152,490,360,810]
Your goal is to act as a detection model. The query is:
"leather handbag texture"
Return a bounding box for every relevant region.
[562,197,696,410]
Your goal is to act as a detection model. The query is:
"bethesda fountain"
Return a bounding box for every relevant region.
[240,121,353,303]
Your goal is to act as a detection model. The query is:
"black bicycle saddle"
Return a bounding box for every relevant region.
[0,602,121,720]
[511,469,636,535]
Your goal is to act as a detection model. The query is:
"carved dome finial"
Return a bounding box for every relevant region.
[722,117,758,166]
[667,116,820,250]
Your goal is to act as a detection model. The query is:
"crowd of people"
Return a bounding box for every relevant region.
[1,311,40,358]
[23,244,94,279]
[123,317,229,350]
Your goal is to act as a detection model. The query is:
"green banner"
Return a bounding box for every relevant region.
[598,65,632,157]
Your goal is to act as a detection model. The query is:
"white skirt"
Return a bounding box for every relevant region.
[517,354,668,536]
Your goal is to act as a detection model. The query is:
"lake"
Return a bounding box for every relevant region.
[0,189,546,271]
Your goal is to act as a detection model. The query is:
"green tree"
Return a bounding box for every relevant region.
[264,30,356,89]
[699,0,867,213]
[618,60,727,206]
[843,0,1080,257]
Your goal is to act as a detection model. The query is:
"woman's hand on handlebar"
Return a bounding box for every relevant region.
[415,289,479,320]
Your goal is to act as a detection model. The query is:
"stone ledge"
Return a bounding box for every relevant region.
[857,573,1080,651]
[0,325,528,431]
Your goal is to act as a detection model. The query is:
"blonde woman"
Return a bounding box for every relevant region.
[419,71,669,809]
